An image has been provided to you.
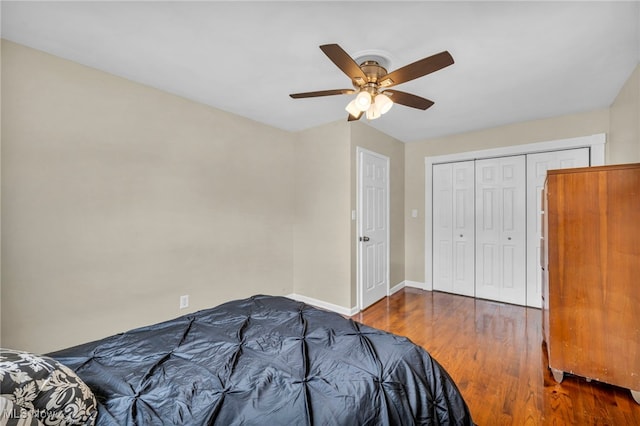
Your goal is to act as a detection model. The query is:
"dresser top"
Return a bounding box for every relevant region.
[547,162,640,176]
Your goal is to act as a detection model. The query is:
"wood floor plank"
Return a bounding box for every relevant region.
[352,288,640,425]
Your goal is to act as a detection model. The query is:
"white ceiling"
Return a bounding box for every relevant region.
[2,1,639,142]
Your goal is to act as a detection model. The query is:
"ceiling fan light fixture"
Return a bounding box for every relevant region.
[290,44,454,123]
[355,91,372,111]
[374,93,393,115]
[345,99,361,117]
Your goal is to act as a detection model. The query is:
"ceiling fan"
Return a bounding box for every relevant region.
[290,44,454,121]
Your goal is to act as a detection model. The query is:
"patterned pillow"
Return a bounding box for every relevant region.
[0,349,97,425]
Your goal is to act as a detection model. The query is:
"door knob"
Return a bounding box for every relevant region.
[360,236,370,242]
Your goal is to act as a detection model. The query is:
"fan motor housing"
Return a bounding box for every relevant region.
[359,61,388,84]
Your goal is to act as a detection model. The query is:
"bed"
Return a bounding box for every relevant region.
[3,295,473,425]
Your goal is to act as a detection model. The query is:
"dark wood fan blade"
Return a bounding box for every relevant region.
[290,89,355,99]
[381,51,454,88]
[384,90,434,110]
[320,44,368,82]
[347,111,363,121]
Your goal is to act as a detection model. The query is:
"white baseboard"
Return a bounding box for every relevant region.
[388,281,405,295]
[286,293,359,317]
[404,280,426,289]
[287,282,428,317]
[389,280,428,294]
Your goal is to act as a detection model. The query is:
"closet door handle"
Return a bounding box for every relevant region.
[360,236,370,242]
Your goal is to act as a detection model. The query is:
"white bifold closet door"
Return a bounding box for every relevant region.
[432,148,589,307]
[525,148,590,307]
[432,161,475,296]
[475,155,527,305]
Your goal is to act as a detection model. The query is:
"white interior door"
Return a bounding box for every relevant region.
[358,148,389,310]
[475,155,527,305]
[432,161,475,296]
[525,148,589,307]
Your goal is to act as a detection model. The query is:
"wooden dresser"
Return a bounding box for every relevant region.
[542,163,640,404]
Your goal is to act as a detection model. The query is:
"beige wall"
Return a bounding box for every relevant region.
[609,65,640,164]
[404,109,610,283]
[1,40,296,353]
[350,123,405,304]
[292,121,352,307]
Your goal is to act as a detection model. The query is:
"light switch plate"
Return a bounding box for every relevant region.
[179,295,189,309]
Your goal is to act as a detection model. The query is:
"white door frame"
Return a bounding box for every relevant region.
[424,133,606,291]
[357,147,390,310]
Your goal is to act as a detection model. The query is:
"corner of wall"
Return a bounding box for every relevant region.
[608,64,640,164]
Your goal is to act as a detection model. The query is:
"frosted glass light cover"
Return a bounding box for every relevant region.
[375,94,393,114]
[345,99,360,117]
[355,91,372,111]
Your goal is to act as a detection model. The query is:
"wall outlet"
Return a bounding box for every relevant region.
[179,295,189,309]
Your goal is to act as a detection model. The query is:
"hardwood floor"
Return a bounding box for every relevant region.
[352,288,640,425]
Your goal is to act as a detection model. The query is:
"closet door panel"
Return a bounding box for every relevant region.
[475,155,526,305]
[432,161,475,296]
[525,148,589,307]
[433,164,453,291]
